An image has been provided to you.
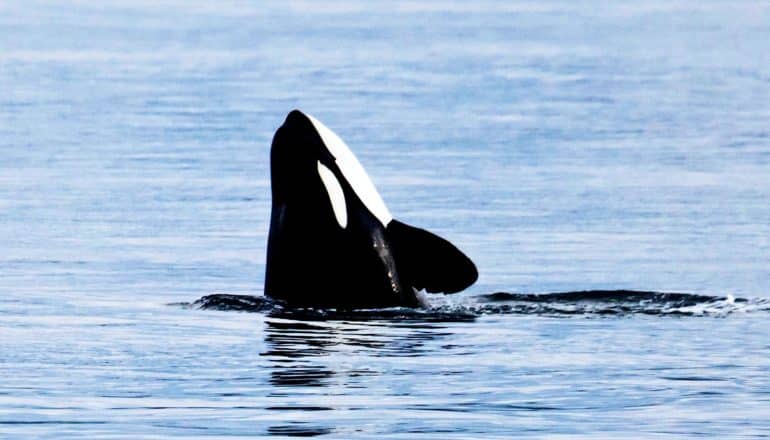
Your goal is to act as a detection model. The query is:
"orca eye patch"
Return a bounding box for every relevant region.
[317,161,348,228]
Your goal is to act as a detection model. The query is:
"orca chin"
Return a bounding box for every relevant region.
[264,110,478,309]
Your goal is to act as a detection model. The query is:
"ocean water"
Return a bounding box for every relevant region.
[2,0,770,438]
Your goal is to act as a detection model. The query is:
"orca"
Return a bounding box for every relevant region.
[264,110,477,309]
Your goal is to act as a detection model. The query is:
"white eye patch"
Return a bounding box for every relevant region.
[317,161,348,228]
[306,113,393,227]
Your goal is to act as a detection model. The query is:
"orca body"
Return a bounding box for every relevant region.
[265,110,477,309]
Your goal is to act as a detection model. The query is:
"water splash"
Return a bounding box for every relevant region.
[181,290,770,320]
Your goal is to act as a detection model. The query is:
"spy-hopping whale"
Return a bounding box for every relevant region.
[265,110,477,309]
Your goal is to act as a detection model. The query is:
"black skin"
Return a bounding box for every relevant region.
[264,110,478,309]
[264,110,420,309]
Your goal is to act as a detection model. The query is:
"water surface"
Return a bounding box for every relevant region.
[2,1,770,438]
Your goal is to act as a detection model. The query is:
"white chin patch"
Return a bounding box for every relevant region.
[317,161,348,229]
[305,113,393,227]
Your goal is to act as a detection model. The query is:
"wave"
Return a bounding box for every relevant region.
[182,294,477,322]
[468,290,765,317]
[179,290,770,320]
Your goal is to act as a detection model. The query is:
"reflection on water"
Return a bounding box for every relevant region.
[263,319,337,436]
[261,317,453,436]
[267,424,333,437]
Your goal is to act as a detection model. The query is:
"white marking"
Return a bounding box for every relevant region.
[305,113,393,227]
[317,161,348,228]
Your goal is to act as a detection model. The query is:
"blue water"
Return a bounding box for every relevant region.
[2,1,770,438]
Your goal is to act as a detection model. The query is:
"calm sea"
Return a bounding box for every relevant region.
[2,1,770,438]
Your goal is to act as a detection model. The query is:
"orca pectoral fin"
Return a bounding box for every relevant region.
[387,219,478,294]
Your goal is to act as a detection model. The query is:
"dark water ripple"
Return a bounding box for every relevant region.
[188,290,769,320]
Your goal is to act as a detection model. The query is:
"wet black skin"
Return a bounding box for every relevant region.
[265,110,478,309]
[265,110,420,308]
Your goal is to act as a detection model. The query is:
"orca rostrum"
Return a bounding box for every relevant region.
[265,110,477,308]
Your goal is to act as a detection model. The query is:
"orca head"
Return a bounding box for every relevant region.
[270,109,391,230]
[266,110,478,308]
